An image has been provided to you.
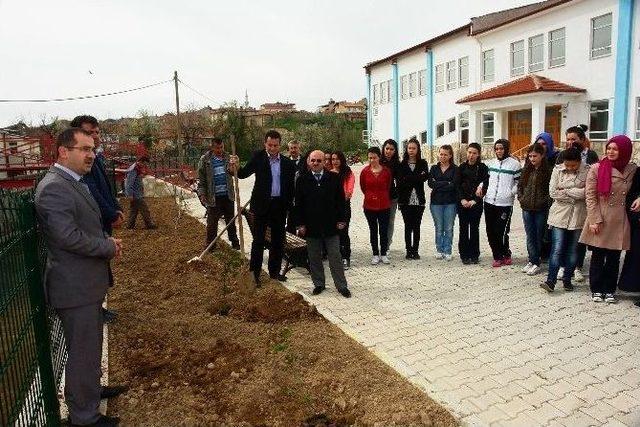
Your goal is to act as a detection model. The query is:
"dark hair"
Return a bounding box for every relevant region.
[331,151,352,181]
[56,127,89,150]
[211,137,223,145]
[521,143,549,186]
[402,137,422,162]
[562,147,581,162]
[566,124,588,140]
[264,129,281,142]
[527,142,545,156]
[439,144,455,165]
[468,142,482,154]
[69,115,99,128]
[381,139,400,166]
[367,146,382,159]
[138,155,150,162]
[494,138,510,159]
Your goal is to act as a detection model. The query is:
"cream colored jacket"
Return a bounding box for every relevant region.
[547,164,588,230]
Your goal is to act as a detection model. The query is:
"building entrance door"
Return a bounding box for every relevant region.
[508,109,532,153]
[544,106,562,149]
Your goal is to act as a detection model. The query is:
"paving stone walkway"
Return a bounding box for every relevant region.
[182,165,640,427]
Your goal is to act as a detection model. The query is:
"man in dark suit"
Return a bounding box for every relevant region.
[229,130,295,285]
[35,128,124,427]
[294,150,351,297]
[70,115,123,324]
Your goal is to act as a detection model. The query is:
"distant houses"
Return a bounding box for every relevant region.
[318,98,367,121]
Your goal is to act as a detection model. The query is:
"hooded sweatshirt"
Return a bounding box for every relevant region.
[535,132,558,166]
[485,141,522,207]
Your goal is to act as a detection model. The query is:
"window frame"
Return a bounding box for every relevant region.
[372,83,379,105]
[548,27,566,68]
[400,75,408,100]
[418,69,427,96]
[528,34,544,72]
[458,56,469,87]
[447,117,456,133]
[435,64,445,92]
[588,99,610,140]
[482,49,495,82]
[635,97,640,140]
[446,60,457,90]
[482,112,495,144]
[436,123,445,138]
[510,40,525,76]
[409,72,417,98]
[590,13,613,59]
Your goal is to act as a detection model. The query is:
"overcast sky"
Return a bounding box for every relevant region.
[0,0,537,127]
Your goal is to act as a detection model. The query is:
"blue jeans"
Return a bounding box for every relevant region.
[522,209,548,265]
[546,227,581,285]
[430,204,457,255]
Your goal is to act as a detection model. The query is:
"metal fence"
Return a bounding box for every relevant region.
[0,187,65,426]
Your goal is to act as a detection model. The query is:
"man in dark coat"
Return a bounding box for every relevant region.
[294,150,351,297]
[230,130,296,285]
[618,170,640,307]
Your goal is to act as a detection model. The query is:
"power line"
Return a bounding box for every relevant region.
[0,79,172,103]
[177,79,217,104]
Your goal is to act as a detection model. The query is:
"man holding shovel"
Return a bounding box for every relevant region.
[197,137,240,250]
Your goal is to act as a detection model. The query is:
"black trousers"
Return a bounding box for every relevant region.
[339,201,352,261]
[589,247,621,294]
[250,198,287,276]
[364,208,390,256]
[484,203,513,261]
[400,205,425,253]
[206,196,239,246]
[458,203,483,260]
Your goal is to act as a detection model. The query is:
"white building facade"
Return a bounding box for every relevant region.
[365,0,639,155]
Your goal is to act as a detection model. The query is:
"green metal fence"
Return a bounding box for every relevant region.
[0,187,65,426]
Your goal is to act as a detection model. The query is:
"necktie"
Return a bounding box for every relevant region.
[314,173,321,183]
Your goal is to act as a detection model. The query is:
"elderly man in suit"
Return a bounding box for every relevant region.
[229,130,296,285]
[294,150,351,297]
[35,128,124,427]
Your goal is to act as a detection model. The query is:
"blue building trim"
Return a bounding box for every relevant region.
[392,61,400,142]
[366,72,372,142]
[426,50,434,148]
[612,0,635,134]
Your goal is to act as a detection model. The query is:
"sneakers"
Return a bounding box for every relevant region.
[502,257,513,266]
[574,269,585,282]
[556,267,565,280]
[540,282,555,292]
[492,259,503,268]
[343,259,350,270]
[604,293,616,303]
[380,255,390,264]
[563,282,574,291]
[592,292,604,302]
[435,252,444,260]
[444,254,453,261]
[522,262,534,273]
[527,265,541,276]
[371,255,380,265]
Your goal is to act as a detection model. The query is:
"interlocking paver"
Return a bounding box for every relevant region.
[182,166,640,426]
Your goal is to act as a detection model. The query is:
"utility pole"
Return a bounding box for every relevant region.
[174,70,182,157]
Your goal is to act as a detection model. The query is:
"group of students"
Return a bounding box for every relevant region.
[353,125,640,306]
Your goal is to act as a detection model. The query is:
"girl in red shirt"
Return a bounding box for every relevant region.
[360,146,392,265]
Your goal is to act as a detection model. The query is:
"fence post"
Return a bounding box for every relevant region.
[19,193,61,426]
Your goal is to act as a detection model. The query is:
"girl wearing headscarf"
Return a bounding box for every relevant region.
[579,135,637,303]
[534,131,559,167]
[484,139,522,267]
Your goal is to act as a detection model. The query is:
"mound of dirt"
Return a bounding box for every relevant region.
[108,197,456,426]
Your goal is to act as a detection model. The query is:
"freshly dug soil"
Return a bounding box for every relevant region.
[108,197,456,426]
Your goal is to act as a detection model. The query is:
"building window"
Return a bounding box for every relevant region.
[435,64,444,92]
[420,131,427,145]
[373,84,379,105]
[436,123,445,138]
[409,72,417,98]
[384,80,391,103]
[589,100,609,140]
[459,111,469,144]
[636,98,640,140]
[458,57,469,87]
[446,60,457,90]
[389,80,394,102]
[591,13,612,59]
[482,50,494,82]
[401,75,408,100]
[418,69,426,96]
[448,117,456,133]
[510,40,525,76]
[380,82,387,104]
[482,113,495,143]
[549,28,565,67]
[528,34,544,72]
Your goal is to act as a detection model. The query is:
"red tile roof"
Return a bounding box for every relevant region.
[456,75,586,104]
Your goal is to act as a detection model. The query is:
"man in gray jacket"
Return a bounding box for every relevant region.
[197,137,240,249]
[35,128,123,427]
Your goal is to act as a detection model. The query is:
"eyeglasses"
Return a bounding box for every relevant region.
[309,159,323,163]
[67,146,95,154]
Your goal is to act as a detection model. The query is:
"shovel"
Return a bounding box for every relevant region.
[187,200,250,264]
